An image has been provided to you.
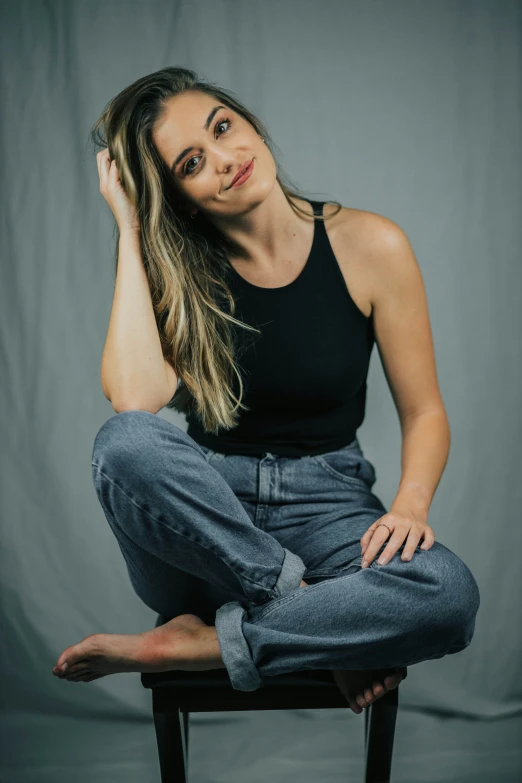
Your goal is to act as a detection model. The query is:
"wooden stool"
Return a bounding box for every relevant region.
[141,615,404,782]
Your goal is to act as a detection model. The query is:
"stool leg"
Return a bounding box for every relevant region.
[364,687,398,783]
[152,690,189,782]
[182,710,190,776]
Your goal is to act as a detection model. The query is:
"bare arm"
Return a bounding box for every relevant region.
[366,215,449,517]
[101,228,178,414]
[95,148,177,414]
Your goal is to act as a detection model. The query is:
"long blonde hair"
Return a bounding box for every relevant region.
[90,67,341,433]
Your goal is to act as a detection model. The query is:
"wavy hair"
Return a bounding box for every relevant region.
[90,66,341,433]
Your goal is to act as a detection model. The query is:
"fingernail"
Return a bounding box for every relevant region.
[378,557,386,565]
[61,663,68,672]
[362,560,368,568]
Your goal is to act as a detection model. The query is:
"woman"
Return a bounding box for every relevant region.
[52,67,480,715]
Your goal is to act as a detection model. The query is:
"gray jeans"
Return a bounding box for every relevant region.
[91,411,480,691]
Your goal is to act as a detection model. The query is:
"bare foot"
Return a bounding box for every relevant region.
[331,668,406,714]
[51,614,226,683]
[299,578,406,714]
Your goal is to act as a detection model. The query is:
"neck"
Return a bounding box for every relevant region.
[207,187,315,271]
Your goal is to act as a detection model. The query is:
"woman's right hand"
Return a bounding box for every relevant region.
[96,147,140,234]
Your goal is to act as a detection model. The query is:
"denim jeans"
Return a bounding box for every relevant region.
[91,410,480,692]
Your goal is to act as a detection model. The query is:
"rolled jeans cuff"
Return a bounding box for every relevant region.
[271,547,307,598]
[215,548,306,691]
[215,601,262,691]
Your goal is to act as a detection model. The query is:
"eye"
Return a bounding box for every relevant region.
[182,116,233,176]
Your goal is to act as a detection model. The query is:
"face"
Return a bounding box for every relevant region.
[152,90,276,216]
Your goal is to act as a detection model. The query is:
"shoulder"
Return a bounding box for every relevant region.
[324,203,410,256]
[324,204,419,309]
[325,207,444,421]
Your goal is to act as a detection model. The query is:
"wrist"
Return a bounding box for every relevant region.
[391,482,431,520]
[118,229,141,251]
[119,224,140,241]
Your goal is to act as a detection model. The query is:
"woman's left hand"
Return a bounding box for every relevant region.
[359,508,435,568]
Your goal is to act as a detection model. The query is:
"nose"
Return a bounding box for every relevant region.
[209,142,234,167]
[216,157,237,189]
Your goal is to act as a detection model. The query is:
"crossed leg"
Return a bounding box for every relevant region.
[51,576,405,715]
[51,412,476,713]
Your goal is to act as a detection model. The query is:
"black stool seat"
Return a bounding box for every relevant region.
[142,666,354,710]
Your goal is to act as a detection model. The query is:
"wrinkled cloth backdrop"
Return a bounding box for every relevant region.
[1,0,521,780]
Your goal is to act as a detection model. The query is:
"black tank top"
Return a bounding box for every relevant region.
[186,200,375,457]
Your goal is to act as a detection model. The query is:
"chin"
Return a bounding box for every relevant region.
[247,176,277,205]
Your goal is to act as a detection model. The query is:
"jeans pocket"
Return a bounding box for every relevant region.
[304,555,364,582]
[311,447,376,489]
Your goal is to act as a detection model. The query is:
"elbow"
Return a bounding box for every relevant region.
[111,397,162,415]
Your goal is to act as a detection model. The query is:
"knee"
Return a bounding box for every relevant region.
[92,411,151,471]
[420,542,480,649]
[91,410,184,479]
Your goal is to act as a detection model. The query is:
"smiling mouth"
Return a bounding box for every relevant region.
[228,159,254,189]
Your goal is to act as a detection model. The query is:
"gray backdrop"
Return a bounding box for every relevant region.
[1,0,521,780]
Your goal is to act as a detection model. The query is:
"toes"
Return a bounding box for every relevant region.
[344,669,404,712]
[384,672,402,690]
[372,681,386,698]
[54,652,70,671]
[332,669,403,714]
[55,646,82,671]
[355,692,367,708]
[358,676,392,707]
[364,686,375,705]
[64,670,96,682]
[54,661,89,678]
[68,671,107,683]
[54,650,86,673]
[83,673,106,682]
[54,635,101,672]
[356,676,379,708]
[345,691,363,713]
[357,685,377,708]
[60,662,91,677]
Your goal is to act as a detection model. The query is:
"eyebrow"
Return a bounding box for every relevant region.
[169,104,227,173]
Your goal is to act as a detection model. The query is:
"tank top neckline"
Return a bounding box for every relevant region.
[227,199,323,293]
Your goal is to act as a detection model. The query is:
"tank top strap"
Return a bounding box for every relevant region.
[305,199,331,256]
[307,199,325,217]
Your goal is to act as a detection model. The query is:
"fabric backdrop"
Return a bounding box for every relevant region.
[1,0,521,726]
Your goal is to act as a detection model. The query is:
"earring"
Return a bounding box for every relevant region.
[190,212,197,219]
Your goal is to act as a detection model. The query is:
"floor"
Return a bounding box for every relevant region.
[1,706,521,782]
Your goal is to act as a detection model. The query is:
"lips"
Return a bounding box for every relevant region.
[229,159,253,188]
